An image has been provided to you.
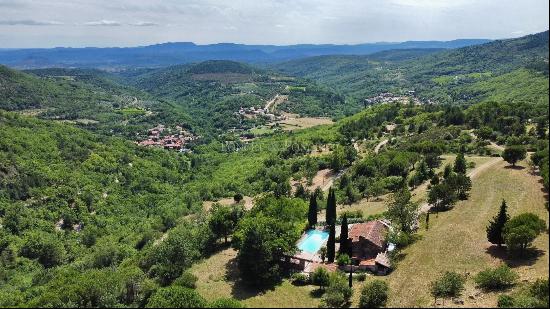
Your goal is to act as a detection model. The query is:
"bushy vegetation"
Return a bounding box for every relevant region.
[498,279,549,308]
[359,279,389,308]
[474,265,518,291]
[430,271,465,299]
[503,213,546,255]
[322,271,353,308]
[232,196,307,286]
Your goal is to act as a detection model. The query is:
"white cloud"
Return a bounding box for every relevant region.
[130,21,159,27]
[84,20,121,26]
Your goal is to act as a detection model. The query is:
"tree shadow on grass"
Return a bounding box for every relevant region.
[485,246,545,267]
[504,165,526,170]
[536,178,549,199]
[310,288,325,298]
[225,257,278,301]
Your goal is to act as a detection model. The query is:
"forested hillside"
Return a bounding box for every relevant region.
[0,65,193,138]
[124,60,351,127]
[273,31,549,105]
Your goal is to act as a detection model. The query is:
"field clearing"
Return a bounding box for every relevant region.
[203,196,254,212]
[190,248,321,308]
[190,73,254,83]
[371,158,549,308]
[276,115,334,131]
[249,126,274,136]
[15,108,49,116]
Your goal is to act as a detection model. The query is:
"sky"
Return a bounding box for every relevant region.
[0,0,548,48]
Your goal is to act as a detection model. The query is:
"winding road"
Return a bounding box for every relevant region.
[374,139,389,154]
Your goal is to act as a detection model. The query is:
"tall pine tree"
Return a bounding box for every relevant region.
[339,214,349,255]
[308,194,318,228]
[486,200,510,247]
[327,223,336,263]
[454,152,467,174]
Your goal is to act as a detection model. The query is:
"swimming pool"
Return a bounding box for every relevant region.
[298,230,329,254]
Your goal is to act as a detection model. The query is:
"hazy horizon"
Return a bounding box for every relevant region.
[0,37,502,50]
[1,0,548,48]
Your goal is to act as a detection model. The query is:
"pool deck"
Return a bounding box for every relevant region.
[293,225,343,263]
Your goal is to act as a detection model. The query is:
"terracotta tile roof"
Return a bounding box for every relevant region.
[349,220,388,249]
[375,252,391,268]
[359,258,376,266]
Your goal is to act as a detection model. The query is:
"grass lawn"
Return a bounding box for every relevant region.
[118,107,146,115]
[250,126,274,136]
[357,157,549,307]
[190,247,321,308]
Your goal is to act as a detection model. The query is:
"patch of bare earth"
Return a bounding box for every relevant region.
[203,196,254,212]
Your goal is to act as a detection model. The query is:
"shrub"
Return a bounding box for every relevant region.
[336,253,351,266]
[497,280,549,308]
[359,279,389,308]
[311,267,330,289]
[430,271,465,299]
[173,271,198,289]
[291,273,310,286]
[146,286,206,308]
[475,265,518,290]
[323,272,353,308]
[356,273,367,282]
[497,295,515,308]
[340,210,363,219]
[233,193,244,203]
[529,279,549,305]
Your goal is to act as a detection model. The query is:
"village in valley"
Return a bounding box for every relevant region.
[137,124,199,152]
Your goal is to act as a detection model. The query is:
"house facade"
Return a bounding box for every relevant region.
[348,220,391,274]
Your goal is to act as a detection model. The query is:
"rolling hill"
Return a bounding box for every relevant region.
[0,65,194,138]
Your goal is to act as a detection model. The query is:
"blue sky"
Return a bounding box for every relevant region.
[0,0,548,48]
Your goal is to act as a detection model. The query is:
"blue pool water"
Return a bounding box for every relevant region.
[298,230,329,254]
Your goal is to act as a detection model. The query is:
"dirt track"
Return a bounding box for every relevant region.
[419,156,503,213]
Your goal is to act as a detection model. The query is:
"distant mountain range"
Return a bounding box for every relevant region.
[0,39,491,69]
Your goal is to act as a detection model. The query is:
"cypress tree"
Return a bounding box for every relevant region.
[308,194,318,228]
[326,188,336,225]
[454,152,467,174]
[327,223,336,263]
[339,214,349,255]
[325,188,332,225]
[486,200,510,247]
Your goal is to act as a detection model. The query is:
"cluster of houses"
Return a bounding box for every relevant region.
[365,92,421,106]
[137,124,198,152]
[236,106,286,121]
